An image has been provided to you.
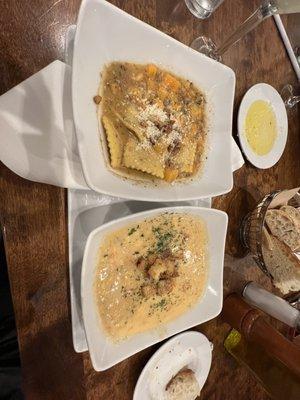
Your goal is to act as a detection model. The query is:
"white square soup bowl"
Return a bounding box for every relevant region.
[81,206,228,371]
[72,0,235,201]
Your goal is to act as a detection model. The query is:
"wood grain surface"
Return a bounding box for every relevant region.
[0,1,299,399]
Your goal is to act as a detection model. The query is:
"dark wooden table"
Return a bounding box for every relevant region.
[1,1,299,399]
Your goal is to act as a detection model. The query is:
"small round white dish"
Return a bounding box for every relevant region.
[133,331,212,400]
[238,83,288,169]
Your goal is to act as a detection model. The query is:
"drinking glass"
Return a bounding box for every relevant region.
[281,84,300,109]
[190,0,300,61]
[184,0,226,19]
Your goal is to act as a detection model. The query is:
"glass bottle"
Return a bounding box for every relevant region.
[222,294,300,400]
[224,329,300,400]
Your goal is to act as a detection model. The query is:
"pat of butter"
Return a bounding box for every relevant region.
[244,100,277,156]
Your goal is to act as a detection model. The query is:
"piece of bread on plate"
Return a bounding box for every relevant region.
[265,209,300,251]
[165,369,200,400]
[262,235,300,294]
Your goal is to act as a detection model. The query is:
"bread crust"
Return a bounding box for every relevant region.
[165,369,200,400]
[262,235,300,294]
[265,209,300,251]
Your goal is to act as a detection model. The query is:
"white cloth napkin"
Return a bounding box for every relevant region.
[0,61,87,189]
[231,136,245,171]
[0,60,244,190]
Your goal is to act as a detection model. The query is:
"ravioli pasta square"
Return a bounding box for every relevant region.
[102,115,126,168]
[113,107,145,142]
[99,62,207,182]
[172,141,197,174]
[123,137,165,178]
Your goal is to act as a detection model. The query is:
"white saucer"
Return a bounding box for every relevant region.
[133,331,212,400]
[238,83,288,169]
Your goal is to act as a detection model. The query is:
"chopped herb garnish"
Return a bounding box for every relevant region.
[151,298,168,311]
[128,225,139,235]
[152,226,161,235]
[156,232,173,253]
[158,298,167,308]
[151,224,175,253]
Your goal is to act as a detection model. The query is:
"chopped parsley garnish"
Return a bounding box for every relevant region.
[156,232,173,253]
[152,226,161,235]
[150,224,175,253]
[147,298,169,316]
[128,225,139,235]
[157,298,167,308]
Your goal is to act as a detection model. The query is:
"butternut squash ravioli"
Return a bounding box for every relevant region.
[96,62,207,183]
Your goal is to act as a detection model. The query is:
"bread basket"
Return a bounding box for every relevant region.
[240,189,300,279]
[240,191,279,278]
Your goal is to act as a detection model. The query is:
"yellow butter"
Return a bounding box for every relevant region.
[244,100,277,156]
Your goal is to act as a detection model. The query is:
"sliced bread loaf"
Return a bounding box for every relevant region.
[281,230,300,252]
[165,369,200,400]
[265,209,295,236]
[262,235,300,294]
[262,227,274,251]
[280,205,300,226]
[265,209,300,251]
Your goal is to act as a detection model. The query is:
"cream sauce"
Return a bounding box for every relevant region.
[94,213,208,341]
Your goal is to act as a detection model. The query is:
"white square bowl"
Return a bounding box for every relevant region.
[81,206,228,371]
[72,0,235,201]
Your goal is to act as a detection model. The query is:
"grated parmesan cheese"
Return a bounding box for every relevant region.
[135,100,184,153]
